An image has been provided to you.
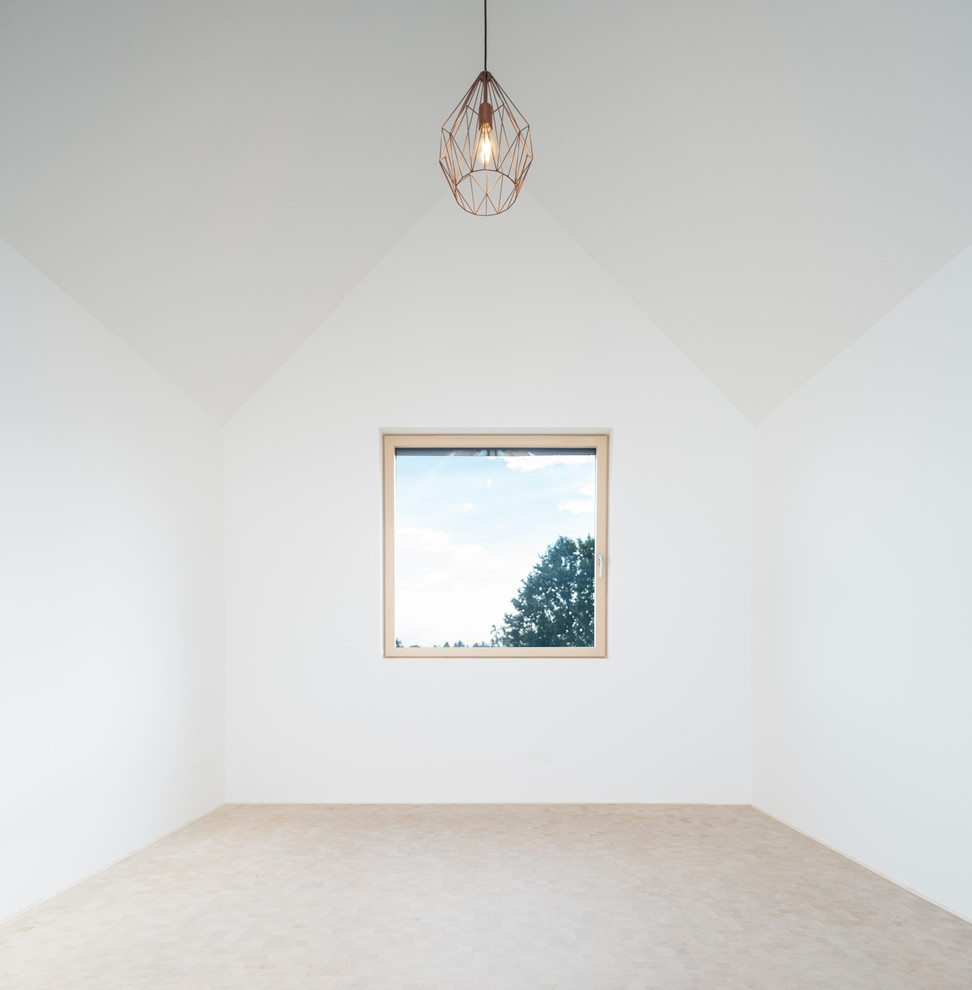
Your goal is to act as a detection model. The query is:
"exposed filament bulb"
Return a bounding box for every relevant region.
[477,100,497,166]
[477,122,494,164]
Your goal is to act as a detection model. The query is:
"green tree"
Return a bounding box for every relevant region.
[495,535,595,648]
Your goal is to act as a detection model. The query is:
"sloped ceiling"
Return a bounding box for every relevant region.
[1,0,970,422]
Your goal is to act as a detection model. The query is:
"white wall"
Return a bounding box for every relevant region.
[753,245,972,920]
[0,240,224,921]
[225,193,754,803]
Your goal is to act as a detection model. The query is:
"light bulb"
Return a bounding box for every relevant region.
[476,99,497,167]
[477,122,494,165]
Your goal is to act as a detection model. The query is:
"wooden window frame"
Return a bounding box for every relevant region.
[382,434,608,658]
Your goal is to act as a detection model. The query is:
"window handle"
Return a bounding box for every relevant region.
[598,553,604,579]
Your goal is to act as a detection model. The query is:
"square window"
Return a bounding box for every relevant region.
[382,434,608,657]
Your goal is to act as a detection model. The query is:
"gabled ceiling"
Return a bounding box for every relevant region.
[2,0,970,423]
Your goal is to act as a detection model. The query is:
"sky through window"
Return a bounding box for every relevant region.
[394,449,596,647]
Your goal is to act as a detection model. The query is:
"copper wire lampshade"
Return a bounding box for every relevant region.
[439,3,532,215]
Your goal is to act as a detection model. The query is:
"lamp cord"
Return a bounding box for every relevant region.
[483,0,487,74]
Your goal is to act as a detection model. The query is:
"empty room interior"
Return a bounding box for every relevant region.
[1,1,971,986]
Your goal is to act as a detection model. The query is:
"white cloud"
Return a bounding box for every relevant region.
[396,527,455,554]
[462,502,476,511]
[560,498,595,514]
[559,481,596,514]
[396,527,490,572]
[394,527,533,646]
[502,454,590,472]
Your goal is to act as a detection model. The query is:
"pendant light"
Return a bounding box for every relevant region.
[439,0,533,216]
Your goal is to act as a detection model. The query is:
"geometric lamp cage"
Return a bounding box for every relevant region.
[439,70,533,216]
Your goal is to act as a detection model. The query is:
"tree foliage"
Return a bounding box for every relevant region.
[493,535,595,648]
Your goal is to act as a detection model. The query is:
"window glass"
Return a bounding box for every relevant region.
[383,436,608,657]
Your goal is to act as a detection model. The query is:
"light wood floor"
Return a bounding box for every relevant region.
[2,804,971,988]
